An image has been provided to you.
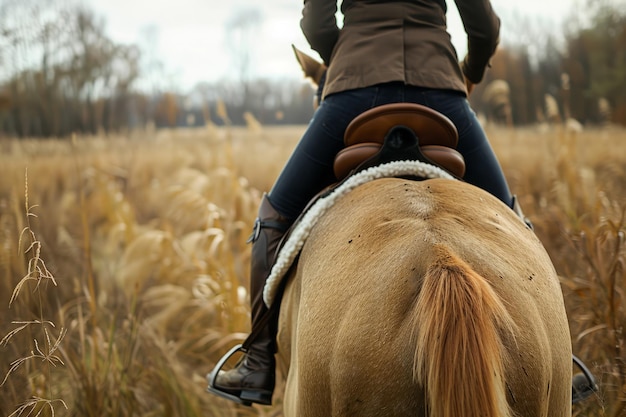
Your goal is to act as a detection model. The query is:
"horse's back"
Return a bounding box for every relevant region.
[278,178,571,417]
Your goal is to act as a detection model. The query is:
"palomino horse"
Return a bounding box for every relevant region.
[275,176,572,417]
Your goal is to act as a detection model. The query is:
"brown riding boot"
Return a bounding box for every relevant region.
[207,195,291,406]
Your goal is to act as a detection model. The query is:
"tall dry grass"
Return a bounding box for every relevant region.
[0,124,624,416]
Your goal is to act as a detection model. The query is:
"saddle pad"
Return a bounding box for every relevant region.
[263,159,456,307]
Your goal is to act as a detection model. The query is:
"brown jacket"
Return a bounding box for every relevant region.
[300,0,500,98]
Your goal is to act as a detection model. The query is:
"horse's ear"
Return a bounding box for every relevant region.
[292,44,327,87]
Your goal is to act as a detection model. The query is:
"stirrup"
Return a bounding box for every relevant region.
[572,355,598,404]
[206,344,252,406]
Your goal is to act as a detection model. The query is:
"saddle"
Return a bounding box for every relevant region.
[333,103,466,180]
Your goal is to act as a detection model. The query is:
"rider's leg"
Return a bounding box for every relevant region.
[210,195,291,405]
[267,90,375,219]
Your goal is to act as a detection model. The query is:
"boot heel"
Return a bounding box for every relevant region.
[240,389,272,405]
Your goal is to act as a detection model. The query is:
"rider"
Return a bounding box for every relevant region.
[207,0,593,406]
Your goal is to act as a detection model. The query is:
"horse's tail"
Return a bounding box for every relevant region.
[411,244,516,417]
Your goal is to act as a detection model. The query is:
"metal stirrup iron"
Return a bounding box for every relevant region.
[572,355,598,404]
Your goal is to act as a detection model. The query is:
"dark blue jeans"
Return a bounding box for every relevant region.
[268,82,513,220]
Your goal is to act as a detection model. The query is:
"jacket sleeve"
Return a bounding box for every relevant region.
[455,0,500,83]
[300,0,340,65]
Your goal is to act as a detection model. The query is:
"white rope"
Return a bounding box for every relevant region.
[263,160,455,307]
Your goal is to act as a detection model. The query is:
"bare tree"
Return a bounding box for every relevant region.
[0,0,142,136]
[225,8,263,108]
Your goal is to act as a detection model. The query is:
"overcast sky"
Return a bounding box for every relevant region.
[86,0,593,91]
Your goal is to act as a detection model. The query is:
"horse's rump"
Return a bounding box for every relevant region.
[278,178,572,417]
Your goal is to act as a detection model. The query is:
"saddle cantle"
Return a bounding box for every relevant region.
[333,103,466,180]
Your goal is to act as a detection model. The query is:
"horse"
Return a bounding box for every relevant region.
[274,175,572,417]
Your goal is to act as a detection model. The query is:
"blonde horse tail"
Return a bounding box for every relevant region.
[412,245,515,417]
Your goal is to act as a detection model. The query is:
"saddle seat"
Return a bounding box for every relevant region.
[334,103,466,180]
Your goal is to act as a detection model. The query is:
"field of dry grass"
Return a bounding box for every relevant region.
[0,124,624,417]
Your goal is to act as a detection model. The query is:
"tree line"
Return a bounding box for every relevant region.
[0,0,624,138]
[475,1,626,127]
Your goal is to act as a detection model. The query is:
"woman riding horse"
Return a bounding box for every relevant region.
[206,0,593,408]
[208,0,514,404]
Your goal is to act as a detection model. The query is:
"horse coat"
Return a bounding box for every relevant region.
[276,177,572,417]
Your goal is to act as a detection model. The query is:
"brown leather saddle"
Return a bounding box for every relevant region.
[333,103,466,180]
